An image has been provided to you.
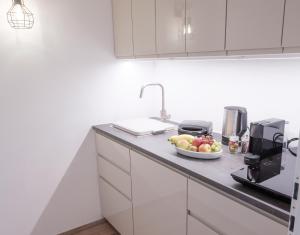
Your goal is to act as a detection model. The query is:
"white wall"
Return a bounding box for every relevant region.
[1,0,300,234]
[0,0,155,235]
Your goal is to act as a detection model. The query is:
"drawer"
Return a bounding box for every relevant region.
[99,178,133,235]
[188,215,219,235]
[98,156,131,199]
[95,134,130,173]
[188,179,287,235]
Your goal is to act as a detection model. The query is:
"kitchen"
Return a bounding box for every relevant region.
[0,0,300,235]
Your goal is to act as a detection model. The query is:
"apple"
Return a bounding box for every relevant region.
[198,144,211,152]
[192,137,203,147]
[201,139,210,145]
[176,139,190,150]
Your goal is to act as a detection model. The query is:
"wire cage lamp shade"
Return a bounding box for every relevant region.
[7,0,34,29]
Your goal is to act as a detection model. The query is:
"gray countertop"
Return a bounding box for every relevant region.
[93,124,291,223]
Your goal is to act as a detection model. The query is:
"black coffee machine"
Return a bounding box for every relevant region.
[231,118,296,201]
[244,118,285,168]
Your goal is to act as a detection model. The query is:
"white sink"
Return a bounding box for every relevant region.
[112,118,177,136]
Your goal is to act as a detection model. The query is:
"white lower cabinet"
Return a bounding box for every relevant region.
[131,150,187,235]
[188,215,219,235]
[95,133,288,235]
[99,178,133,235]
[188,179,287,235]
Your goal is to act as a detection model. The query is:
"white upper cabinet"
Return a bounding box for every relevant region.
[282,0,300,48]
[186,0,226,53]
[226,0,285,51]
[156,0,186,55]
[132,0,156,56]
[112,0,134,57]
[111,0,300,57]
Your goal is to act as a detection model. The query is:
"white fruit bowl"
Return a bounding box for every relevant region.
[175,147,223,160]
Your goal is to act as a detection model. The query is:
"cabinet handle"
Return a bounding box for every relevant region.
[183,24,192,35]
[184,16,192,35]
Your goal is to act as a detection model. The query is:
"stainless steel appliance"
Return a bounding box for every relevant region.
[222,106,248,145]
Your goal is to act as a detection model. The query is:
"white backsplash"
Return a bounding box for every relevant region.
[136,58,300,138]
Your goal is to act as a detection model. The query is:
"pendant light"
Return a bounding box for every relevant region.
[7,0,34,29]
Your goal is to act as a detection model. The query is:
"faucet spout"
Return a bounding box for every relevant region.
[139,83,171,121]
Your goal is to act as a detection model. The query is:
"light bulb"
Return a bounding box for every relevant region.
[7,0,34,29]
[13,4,24,20]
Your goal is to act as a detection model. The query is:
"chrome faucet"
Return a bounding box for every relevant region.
[139,83,171,121]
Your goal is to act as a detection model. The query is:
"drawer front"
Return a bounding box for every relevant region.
[99,178,133,235]
[95,134,130,173]
[188,179,287,235]
[188,215,219,235]
[98,156,131,199]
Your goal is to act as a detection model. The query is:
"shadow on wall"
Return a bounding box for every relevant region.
[30,129,101,235]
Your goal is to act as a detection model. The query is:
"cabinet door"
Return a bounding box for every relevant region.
[112,0,134,57]
[156,0,186,55]
[282,0,300,48]
[131,151,187,235]
[132,0,156,56]
[188,179,287,235]
[99,178,133,235]
[226,0,285,51]
[188,215,219,235]
[186,0,226,53]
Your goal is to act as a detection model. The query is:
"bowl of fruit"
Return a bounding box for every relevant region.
[168,134,223,159]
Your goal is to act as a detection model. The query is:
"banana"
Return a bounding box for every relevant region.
[168,134,195,145]
[168,135,180,144]
[180,134,195,144]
